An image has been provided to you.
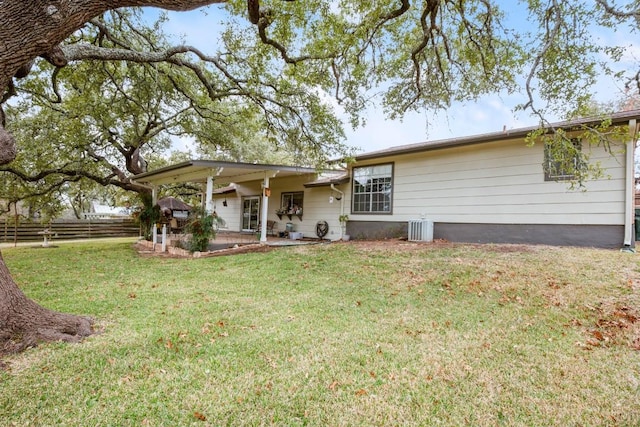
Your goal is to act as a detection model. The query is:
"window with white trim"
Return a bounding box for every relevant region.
[544,138,582,181]
[352,163,393,213]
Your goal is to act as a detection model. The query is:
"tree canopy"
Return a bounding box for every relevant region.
[3,0,640,170]
[2,7,347,213]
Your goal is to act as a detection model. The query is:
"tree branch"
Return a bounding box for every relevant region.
[523,0,562,122]
[1,164,149,193]
[595,0,640,20]
[255,9,333,64]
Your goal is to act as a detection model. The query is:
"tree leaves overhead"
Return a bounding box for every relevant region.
[0,0,637,168]
[3,0,640,208]
[9,1,639,151]
[222,0,632,124]
[222,0,523,121]
[518,0,605,119]
[4,7,350,212]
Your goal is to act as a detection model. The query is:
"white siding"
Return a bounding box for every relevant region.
[212,174,345,240]
[301,185,347,240]
[269,175,344,240]
[348,137,627,226]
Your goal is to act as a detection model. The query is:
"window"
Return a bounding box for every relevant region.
[352,163,393,213]
[280,192,304,215]
[544,138,582,181]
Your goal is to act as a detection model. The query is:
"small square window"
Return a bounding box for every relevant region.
[544,138,582,181]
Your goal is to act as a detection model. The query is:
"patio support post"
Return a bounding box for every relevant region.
[152,186,158,246]
[260,174,270,243]
[161,224,167,252]
[205,176,214,215]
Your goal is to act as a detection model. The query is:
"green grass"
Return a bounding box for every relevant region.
[1,239,639,426]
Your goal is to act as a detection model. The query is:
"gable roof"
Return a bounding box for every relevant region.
[355,109,640,161]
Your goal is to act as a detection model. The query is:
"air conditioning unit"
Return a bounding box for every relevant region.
[408,219,433,242]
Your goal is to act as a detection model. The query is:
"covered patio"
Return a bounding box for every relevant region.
[132,160,333,247]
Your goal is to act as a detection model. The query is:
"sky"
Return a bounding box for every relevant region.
[143,2,640,155]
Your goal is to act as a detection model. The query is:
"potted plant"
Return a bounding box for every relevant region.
[339,214,350,241]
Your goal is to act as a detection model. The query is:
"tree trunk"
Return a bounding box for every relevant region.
[0,251,93,354]
[0,0,225,357]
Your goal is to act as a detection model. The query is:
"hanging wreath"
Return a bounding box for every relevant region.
[315,220,329,238]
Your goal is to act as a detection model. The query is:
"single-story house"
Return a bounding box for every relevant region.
[132,110,640,248]
[132,162,349,243]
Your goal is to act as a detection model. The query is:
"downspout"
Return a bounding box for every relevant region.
[623,119,639,249]
[331,183,345,239]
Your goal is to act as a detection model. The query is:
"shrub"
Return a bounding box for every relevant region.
[184,207,216,252]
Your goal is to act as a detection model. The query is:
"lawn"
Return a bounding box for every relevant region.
[1,239,639,426]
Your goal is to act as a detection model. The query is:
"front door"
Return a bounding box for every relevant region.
[242,196,260,231]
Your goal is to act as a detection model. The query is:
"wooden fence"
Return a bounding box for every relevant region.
[0,219,139,243]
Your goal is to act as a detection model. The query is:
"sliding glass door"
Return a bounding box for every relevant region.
[242,196,260,231]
